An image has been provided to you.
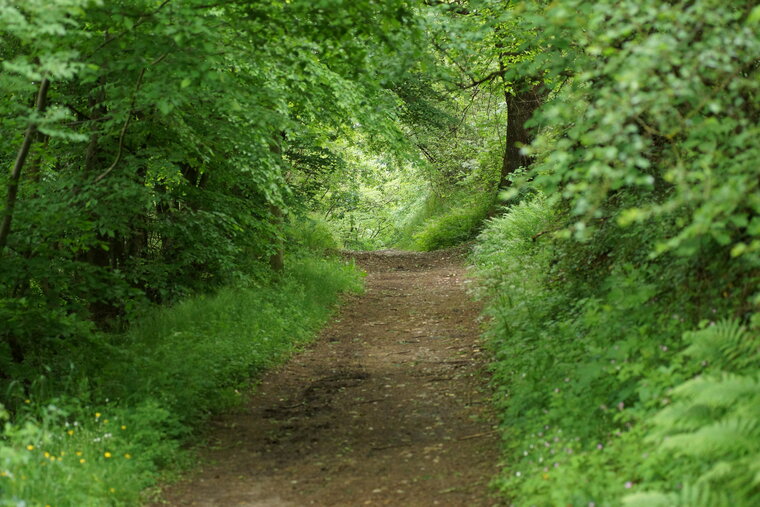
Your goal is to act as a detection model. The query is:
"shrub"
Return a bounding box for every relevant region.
[286,217,343,253]
[412,199,492,251]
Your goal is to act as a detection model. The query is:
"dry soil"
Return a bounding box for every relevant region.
[153,248,502,506]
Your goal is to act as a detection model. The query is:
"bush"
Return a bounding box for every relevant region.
[411,198,492,251]
[286,217,343,253]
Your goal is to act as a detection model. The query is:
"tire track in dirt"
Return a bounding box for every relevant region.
[153,248,501,506]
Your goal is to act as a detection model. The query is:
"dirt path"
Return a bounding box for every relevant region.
[154,249,501,506]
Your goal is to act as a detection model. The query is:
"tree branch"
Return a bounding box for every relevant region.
[0,78,51,255]
[93,52,168,184]
[459,69,505,89]
[87,0,172,58]
[92,70,145,184]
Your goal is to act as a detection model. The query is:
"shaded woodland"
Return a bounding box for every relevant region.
[1,0,758,504]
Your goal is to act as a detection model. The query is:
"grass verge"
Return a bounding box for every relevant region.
[0,255,362,506]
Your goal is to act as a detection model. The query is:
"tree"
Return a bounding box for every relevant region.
[0,0,424,372]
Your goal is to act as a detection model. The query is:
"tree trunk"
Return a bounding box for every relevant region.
[268,134,286,273]
[268,204,285,272]
[498,82,544,190]
[0,78,50,256]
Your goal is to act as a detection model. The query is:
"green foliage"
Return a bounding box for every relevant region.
[626,317,760,506]
[517,0,760,258]
[3,0,758,504]
[464,0,760,503]
[316,53,505,251]
[1,0,422,380]
[412,197,492,251]
[1,401,180,506]
[473,195,758,505]
[286,217,343,253]
[0,255,362,505]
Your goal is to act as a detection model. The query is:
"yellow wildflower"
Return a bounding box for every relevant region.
[124,453,132,459]
[104,452,112,458]
[79,458,86,464]
[26,445,34,451]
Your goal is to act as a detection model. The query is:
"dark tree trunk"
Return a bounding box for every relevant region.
[0,79,50,367]
[499,83,544,190]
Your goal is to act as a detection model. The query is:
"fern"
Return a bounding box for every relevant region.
[625,481,736,507]
[632,318,760,505]
[684,319,755,372]
[678,374,760,408]
[663,416,760,457]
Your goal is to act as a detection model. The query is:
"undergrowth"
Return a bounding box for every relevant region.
[286,216,343,253]
[472,196,759,506]
[397,189,494,251]
[0,254,362,506]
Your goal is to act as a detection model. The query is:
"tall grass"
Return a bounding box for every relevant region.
[0,255,362,506]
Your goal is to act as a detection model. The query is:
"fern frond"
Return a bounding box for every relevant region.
[684,319,756,370]
[674,374,760,409]
[662,416,760,457]
[622,491,675,507]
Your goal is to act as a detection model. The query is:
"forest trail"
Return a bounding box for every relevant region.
[154,249,501,506]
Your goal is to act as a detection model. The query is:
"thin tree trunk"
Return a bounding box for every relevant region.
[0,78,50,256]
[268,204,285,272]
[268,133,285,273]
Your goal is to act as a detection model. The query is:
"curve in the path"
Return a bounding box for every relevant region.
[154,249,501,507]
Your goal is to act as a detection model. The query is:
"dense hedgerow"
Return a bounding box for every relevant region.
[0,255,362,506]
